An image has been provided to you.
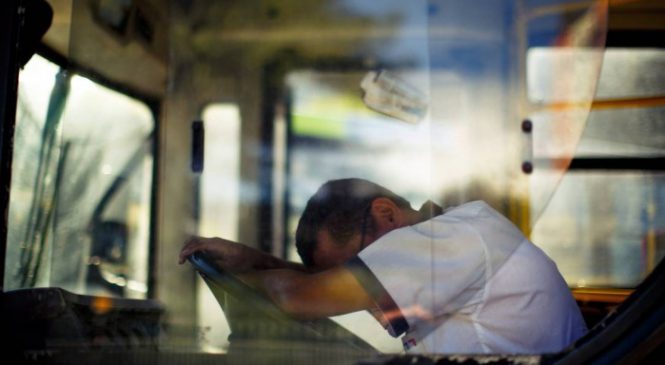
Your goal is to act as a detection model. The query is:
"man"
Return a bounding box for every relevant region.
[179,178,587,354]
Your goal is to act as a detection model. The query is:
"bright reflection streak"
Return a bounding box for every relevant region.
[16,56,59,126]
[101,164,112,175]
[196,104,241,353]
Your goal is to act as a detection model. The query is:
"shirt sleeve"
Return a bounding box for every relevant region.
[345,216,487,337]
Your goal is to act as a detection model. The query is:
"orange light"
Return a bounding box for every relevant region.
[92,297,114,314]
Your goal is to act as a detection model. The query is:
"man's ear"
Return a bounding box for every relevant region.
[370,197,404,232]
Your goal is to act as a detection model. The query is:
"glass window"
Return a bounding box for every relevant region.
[5,55,155,298]
[529,47,665,288]
[15,0,665,361]
[196,103,241,353]
[594,49,665,100]
[533,172,665,288]
[576,106,665,157]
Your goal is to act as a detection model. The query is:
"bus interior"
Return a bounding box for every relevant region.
[1,0,665,364]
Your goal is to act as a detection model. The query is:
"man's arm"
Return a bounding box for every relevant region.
[240,266,376,319]
[179,236,376,319]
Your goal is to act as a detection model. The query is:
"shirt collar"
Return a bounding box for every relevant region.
[418,200,444,218]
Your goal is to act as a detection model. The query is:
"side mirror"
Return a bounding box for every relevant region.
[91,220,128,264]
[88,220,128,295]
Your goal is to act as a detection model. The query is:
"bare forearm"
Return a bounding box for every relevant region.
[238,267,375,319]
[180,236,374,319]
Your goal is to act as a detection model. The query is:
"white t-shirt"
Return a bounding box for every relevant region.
[346,201,587,354]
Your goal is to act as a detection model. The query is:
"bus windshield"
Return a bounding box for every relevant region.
[3,0,665,363]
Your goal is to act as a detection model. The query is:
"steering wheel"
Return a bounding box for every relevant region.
[188,252,377,352]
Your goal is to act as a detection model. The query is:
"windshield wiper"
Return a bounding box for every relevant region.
[17,69,70,287]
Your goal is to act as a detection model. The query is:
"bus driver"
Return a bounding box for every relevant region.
[179,178,587,354]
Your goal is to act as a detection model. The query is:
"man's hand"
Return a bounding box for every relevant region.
[178,236,261,273]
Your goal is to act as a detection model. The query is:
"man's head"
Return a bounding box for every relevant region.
[295,178,415,270]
